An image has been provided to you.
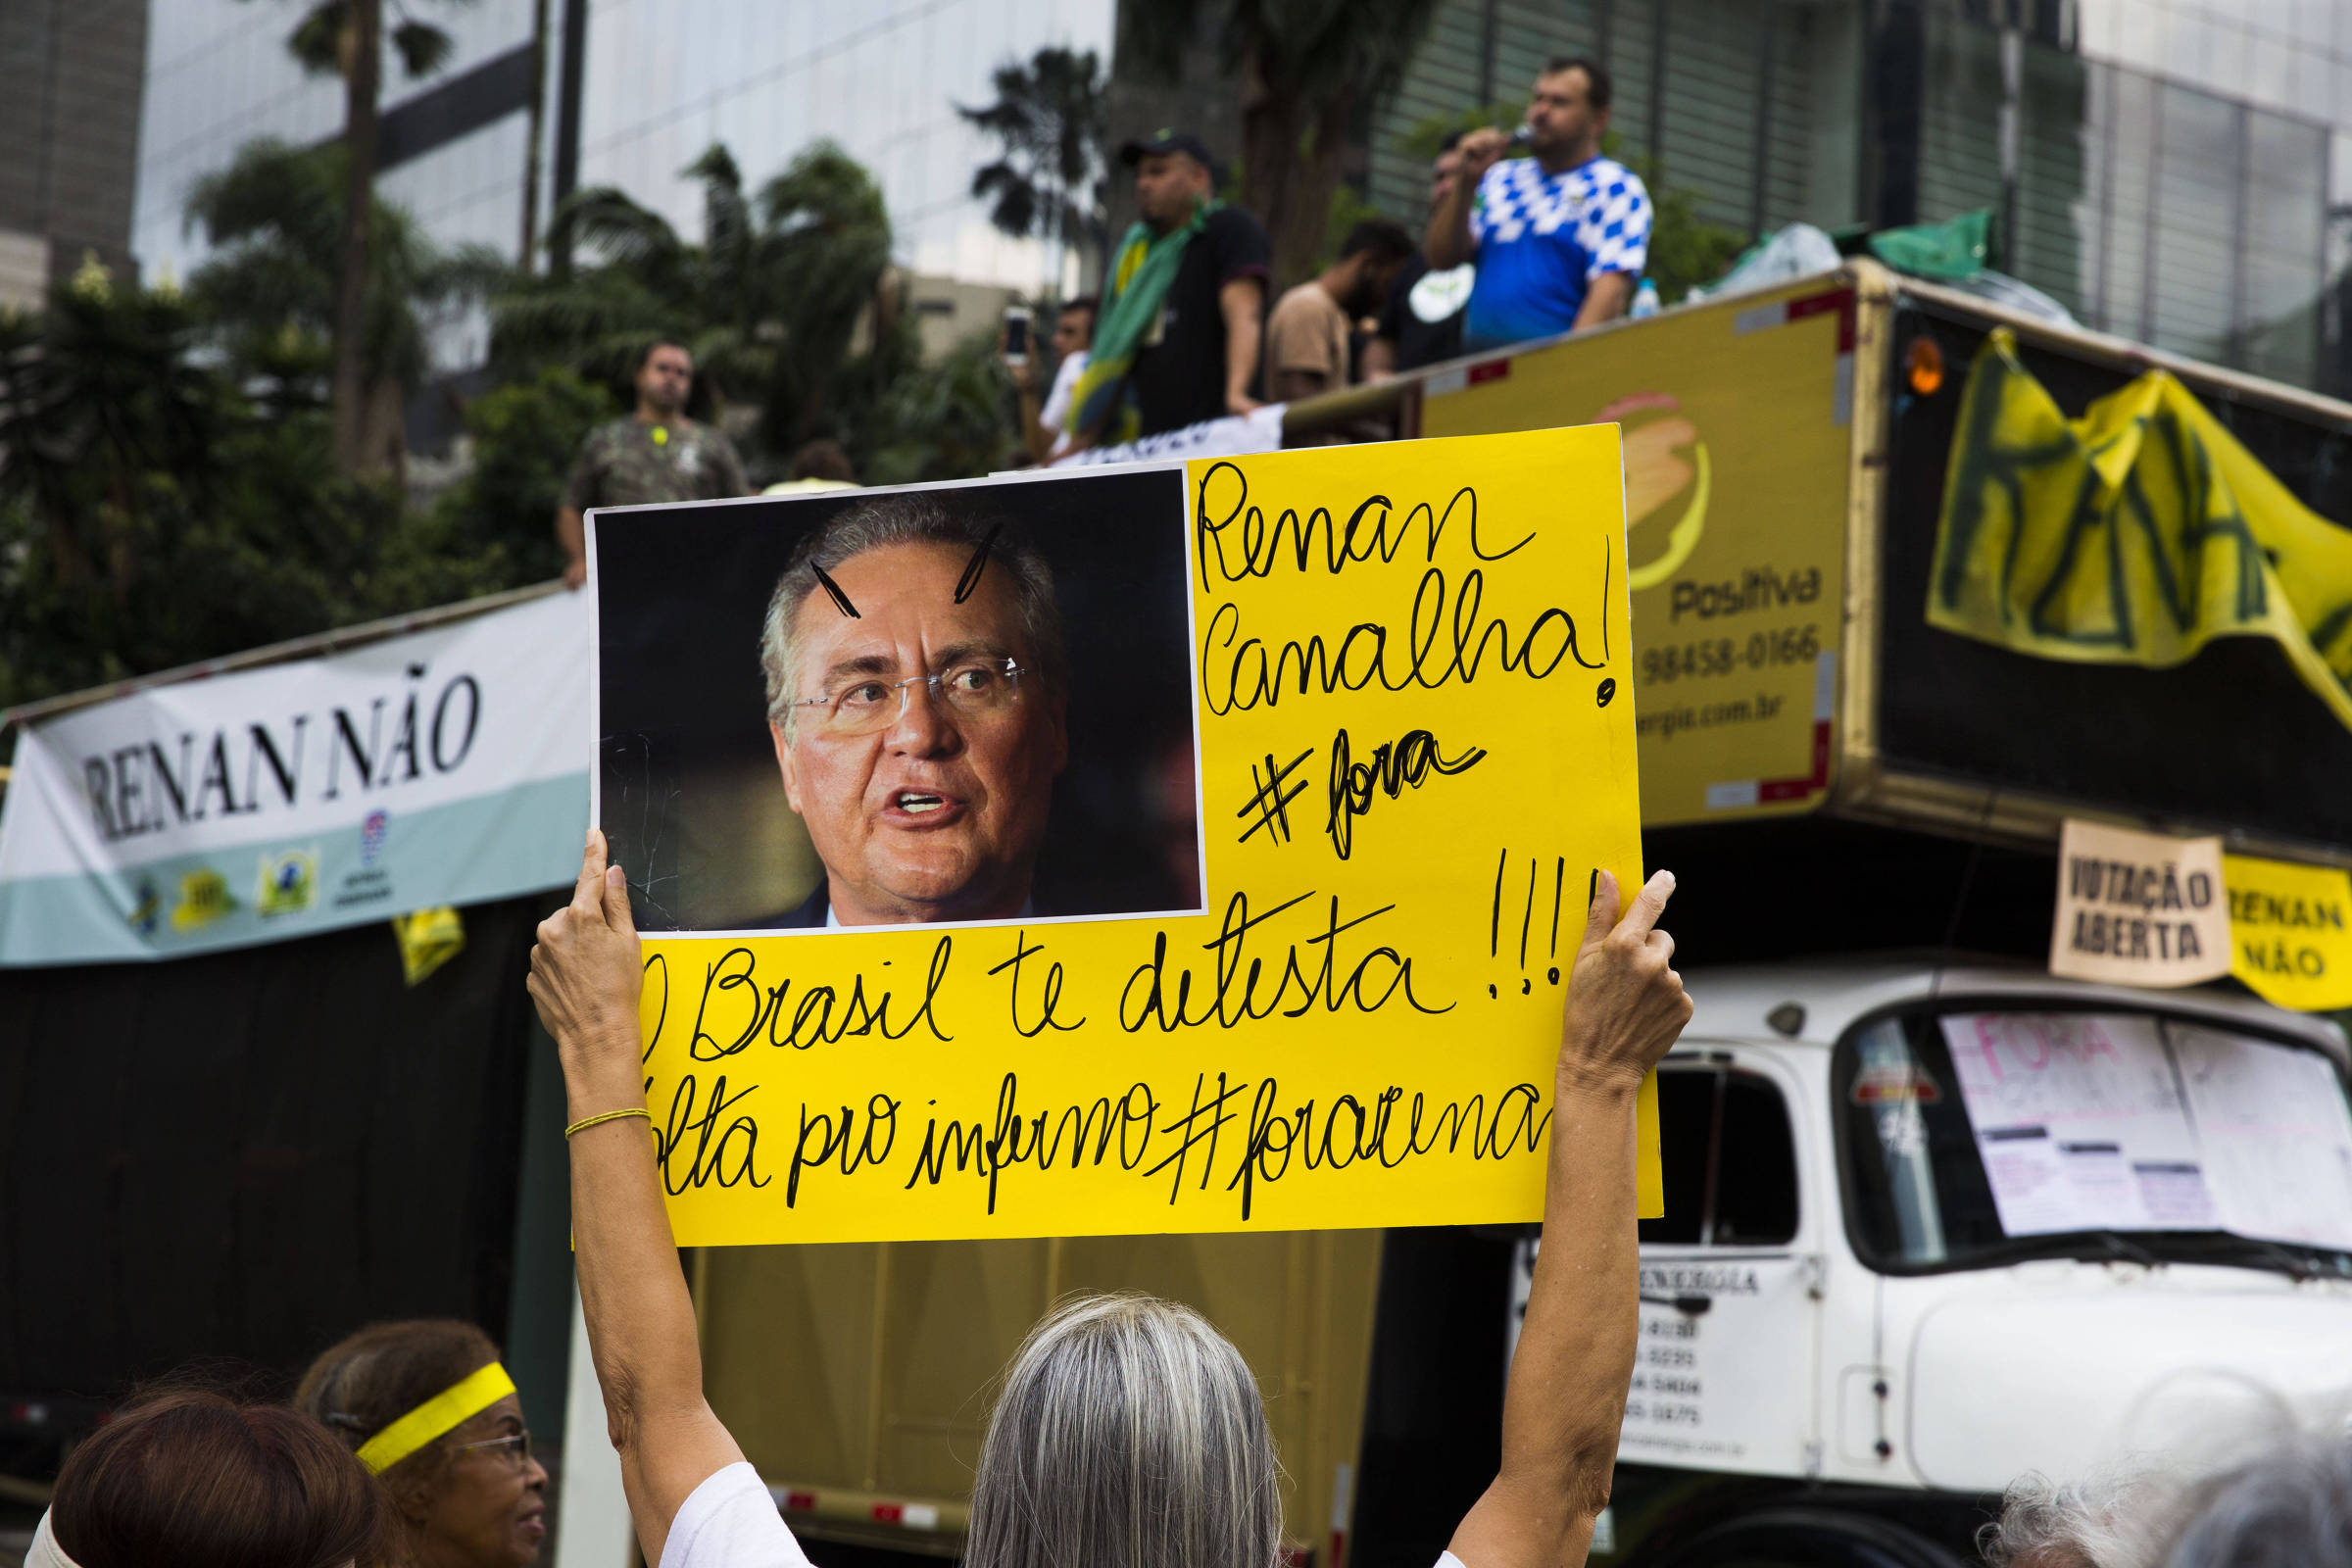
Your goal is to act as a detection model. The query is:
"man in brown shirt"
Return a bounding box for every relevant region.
[1261,220,1416,402]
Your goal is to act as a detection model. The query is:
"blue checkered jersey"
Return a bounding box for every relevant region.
[1462,154,1650,351]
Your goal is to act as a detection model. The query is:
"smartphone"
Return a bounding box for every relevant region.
[1004,306,1032,365]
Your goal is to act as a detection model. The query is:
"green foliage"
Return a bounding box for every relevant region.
[1120,0,1444,117]
[1398,98,1527,162]
[861,330,1021,487]
[183,138,479,405]
[1117,0,1450,288]
[273,0,461,82]
[0,275,506,709]
[1,125,1039,707]
[432,366,614,580]
[960,46,1110,266]
[480,140,907,469]
[1626,155,1747,305]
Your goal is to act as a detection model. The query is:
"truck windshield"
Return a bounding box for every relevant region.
[1835,1003,2352,1277]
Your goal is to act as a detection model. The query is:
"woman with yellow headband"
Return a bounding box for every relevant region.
[296,1320,550,1568]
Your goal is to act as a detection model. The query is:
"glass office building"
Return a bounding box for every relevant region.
[132,0,1113,368]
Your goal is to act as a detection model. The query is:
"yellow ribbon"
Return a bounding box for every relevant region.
[355,1363,515,1474]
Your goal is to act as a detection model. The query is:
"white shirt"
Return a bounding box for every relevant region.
[662,1464,810,1568]
[1038,349,1087,461]
[659,1463,1473,1568]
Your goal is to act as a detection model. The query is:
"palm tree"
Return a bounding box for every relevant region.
[958,46,1110,293]
[1120,0,1446,290]
[0,267,238,610]
[0,263,511,708]
[479,141,909,468]
[182,139,478,481]
[748,143,906,455]
[246,0,467,475]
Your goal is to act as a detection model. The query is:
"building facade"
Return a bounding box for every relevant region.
[1,0,152,312]
[1364,0,2350,395]
[130,0,1113,368]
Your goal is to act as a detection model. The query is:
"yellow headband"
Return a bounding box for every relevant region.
[355,1363,516,1475]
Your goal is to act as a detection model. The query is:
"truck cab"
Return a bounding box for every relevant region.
[1570,959,2352,1566]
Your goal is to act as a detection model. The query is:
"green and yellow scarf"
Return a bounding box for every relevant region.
[1066,200,1218,447]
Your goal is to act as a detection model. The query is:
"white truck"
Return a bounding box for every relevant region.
[1517,959,2352,1566]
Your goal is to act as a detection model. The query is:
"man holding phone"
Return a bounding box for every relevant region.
[1004,297,1096,465]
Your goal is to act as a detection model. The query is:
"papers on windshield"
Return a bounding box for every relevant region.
[2169,1021,2352,1250]
[1945,1014,2212,1235]
[1942,1012,2352,1250]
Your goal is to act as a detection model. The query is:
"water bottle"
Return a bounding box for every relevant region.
[1630,278,1661,318]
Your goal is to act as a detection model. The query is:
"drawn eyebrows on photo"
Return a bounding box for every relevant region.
[815,638,1023,690]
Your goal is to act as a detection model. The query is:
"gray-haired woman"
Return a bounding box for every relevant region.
[529,831,1691,1568]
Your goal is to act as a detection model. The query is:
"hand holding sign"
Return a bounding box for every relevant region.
[528,829,646,1115]
[1561,869,1691,1098]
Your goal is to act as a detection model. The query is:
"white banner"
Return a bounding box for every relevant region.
[1051,404,1288,467]
[0,592,591,964]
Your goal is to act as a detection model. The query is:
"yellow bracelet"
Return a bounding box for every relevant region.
[564,1106,653,1139]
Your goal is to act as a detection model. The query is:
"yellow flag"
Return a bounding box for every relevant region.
[1926,329,2352,734]
[392,906,466,987]
[2224,855,2352,1012]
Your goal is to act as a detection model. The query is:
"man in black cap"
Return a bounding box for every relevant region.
[1066,130,1270,446]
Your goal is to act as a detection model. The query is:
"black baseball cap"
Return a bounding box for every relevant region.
[1120,127,1217,175]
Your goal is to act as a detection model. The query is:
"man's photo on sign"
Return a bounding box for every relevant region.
[591,468,1201,932]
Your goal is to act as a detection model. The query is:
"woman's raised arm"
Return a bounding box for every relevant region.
[528,831,746,1565]
[1447,869,1691,1568]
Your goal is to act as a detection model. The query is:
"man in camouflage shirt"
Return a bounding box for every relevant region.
[558,339,749,586]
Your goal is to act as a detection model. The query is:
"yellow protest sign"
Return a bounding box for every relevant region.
[2225,854,2352,1011]
[1927,328,2352,733]
[603,430,1652,1245]
[1423,277,1853,824]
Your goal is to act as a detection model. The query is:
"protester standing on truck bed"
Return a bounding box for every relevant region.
[1264,220,1417,402]
[527,830,1690,1568]
[1425,57,1650,355]
[1366,133,1477,377]
[557,339,749,588]
[1067,130,1270,448]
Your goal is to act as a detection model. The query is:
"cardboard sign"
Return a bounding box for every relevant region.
[1423,277,1854,825]
[2225,854,2352,1011]
[590,430,1653,1245]
[2048,819,2229,988]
